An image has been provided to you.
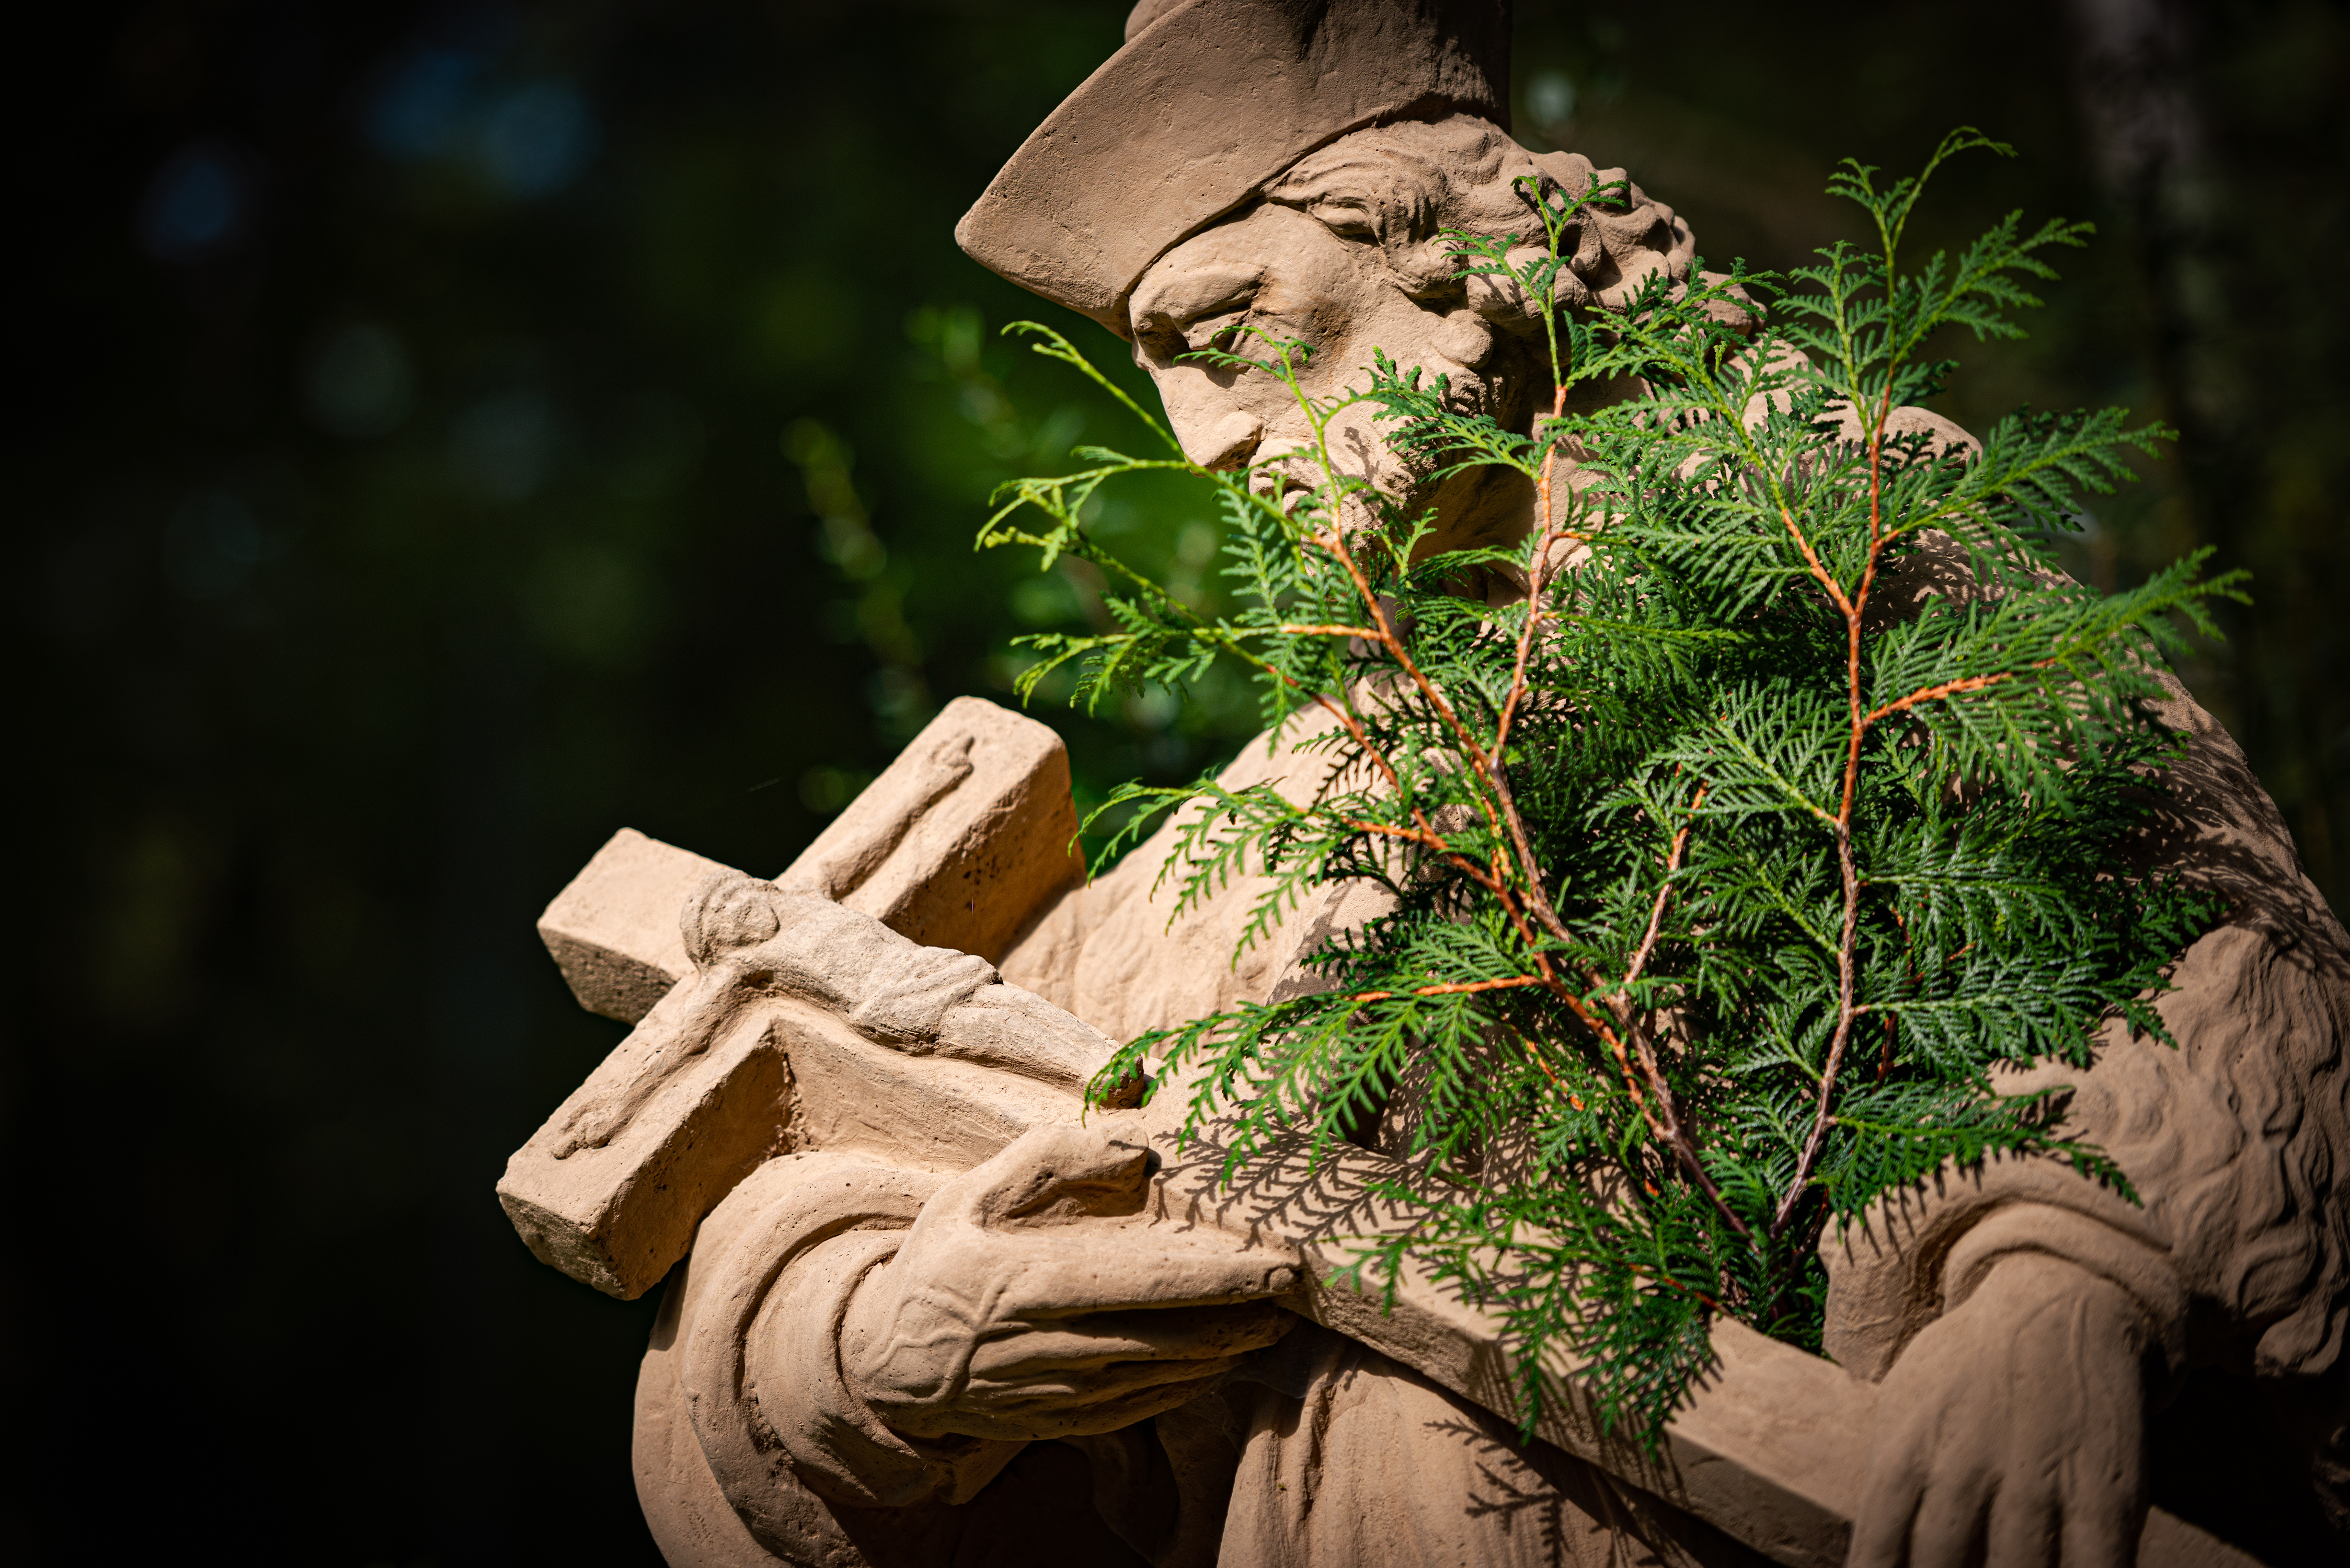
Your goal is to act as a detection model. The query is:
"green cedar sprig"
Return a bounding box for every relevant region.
[977,129,2241,1439]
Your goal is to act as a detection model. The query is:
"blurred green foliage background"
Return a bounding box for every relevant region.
[6,1,2343,1561]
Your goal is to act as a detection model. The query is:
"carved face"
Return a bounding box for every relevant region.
[1118,118,1702,567]
[1128,199,1543,558]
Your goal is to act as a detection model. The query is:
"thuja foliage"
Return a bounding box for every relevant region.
[977,131,2240,1436]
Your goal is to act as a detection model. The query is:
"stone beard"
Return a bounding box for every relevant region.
[498,4,2350,1566]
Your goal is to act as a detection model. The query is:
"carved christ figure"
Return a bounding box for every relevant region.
[518,4,2350,1565]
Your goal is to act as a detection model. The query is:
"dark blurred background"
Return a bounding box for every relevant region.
[5,1,2342,1562]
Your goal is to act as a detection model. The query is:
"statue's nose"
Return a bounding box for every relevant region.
[1175,408,1263,471]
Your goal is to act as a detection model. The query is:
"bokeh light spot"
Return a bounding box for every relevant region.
[163,490,269,598]
[521,541,648,666]
[799,766,875,815]
[304,323,416,439]
[448,389,556,501]
[138,144,249,263]
[368,49,485,158]
[1527,70,1577,125]
[477,82,595,197]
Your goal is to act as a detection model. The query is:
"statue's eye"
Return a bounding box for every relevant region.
[1174,276,1258,351]
[1129,263,1262,361]
[1302,195,1379,242]
[1184,308,1251,353]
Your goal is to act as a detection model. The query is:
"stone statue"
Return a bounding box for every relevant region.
[498,4,2350,1564]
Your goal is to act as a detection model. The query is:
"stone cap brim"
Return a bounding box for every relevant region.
[955,0,1510,337]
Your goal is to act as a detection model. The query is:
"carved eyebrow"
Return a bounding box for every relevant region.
[1128,262,1263,335]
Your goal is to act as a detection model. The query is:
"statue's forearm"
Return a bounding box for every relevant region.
[1827,926,2350,1385]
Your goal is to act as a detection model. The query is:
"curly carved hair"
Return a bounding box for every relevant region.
[1260,114,1702,330]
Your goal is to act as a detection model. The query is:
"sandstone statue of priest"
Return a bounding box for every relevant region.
[500,5,2350,1565]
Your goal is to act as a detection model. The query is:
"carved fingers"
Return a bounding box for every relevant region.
[937,1119,1153,1224]
[1848,1253,2152,1568]
[963,1304,1285,1381]
[857,1297,1288,1443]
[913,1300,1288,1442]
[841,1122,1299,1444]
[927,1122,1300,1306]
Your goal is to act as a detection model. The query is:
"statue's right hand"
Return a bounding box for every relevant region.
[840,1121,1298,1443]
[1847,1253,2153,1568]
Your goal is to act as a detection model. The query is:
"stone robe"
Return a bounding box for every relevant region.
[636,633,2350,1568]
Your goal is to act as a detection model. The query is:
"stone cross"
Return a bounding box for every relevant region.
[499,697,2259,1568]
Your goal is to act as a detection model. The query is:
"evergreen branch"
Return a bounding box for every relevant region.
[1004,321,1185,458]
[988,134,2228,1437]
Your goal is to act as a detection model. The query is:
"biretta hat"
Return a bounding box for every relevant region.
[955,0,1512,337]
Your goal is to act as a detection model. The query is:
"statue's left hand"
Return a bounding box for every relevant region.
[1847,1252,2154,1568]
[839,1121,1299,1444]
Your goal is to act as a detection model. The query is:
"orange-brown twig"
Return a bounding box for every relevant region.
[1863,663,2053,725]
[1619,782,1709,998]
[1495,385,1575,759]
[1773,385,1897,1239]
[1351,974,1553,1002]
